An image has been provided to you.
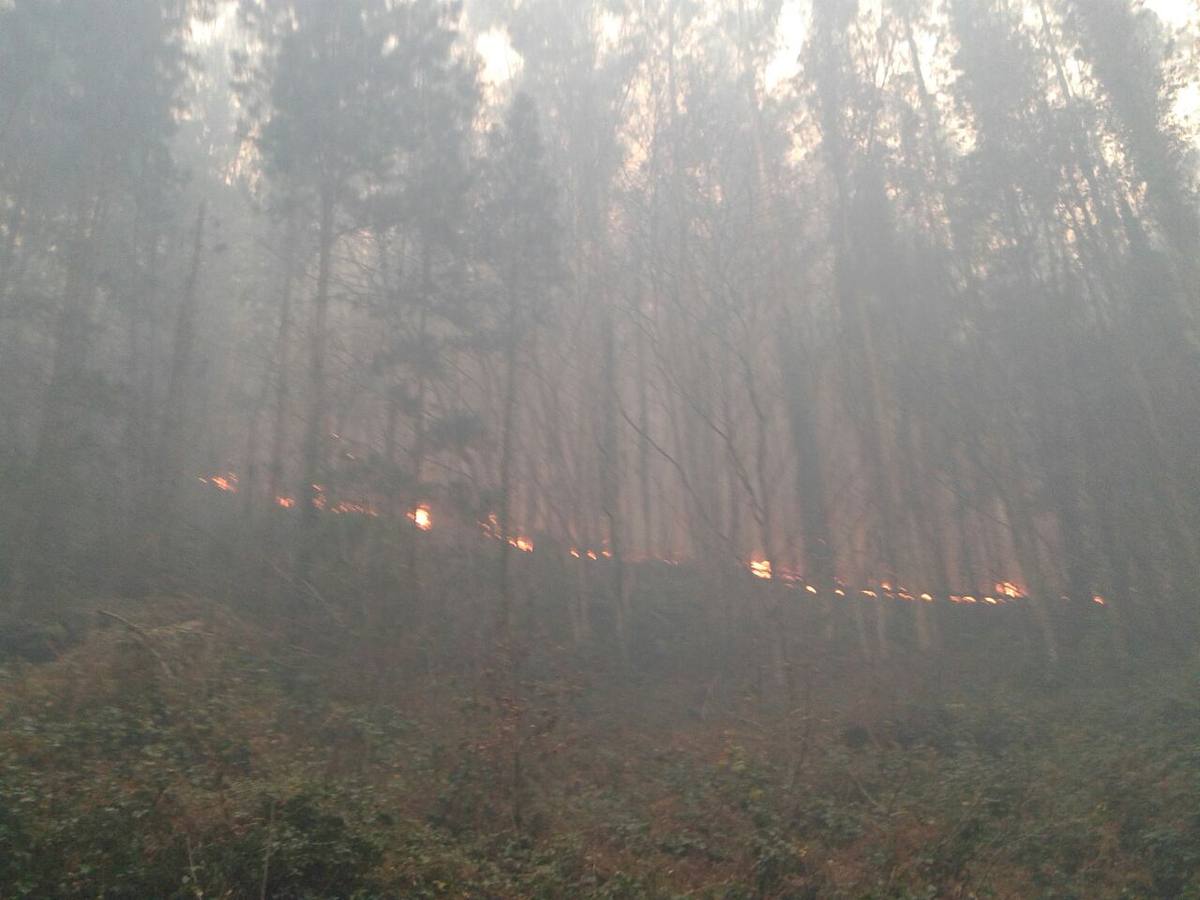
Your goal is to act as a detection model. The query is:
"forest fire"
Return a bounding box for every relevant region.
[749,559,773,579]
[478,512,534,551]
[199,472,238,493]
[570,547,611,560]
[195,474,1078,612]
[734,560,1054,608]
[408,504,432,531]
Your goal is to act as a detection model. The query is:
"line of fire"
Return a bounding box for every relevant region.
[198,452,1107,610]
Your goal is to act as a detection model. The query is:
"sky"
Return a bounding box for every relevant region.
[466,0,1198,98]
[765,0,1196,92]
[192,0,1198,121]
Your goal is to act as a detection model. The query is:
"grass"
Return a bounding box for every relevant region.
[0,586,1198,898]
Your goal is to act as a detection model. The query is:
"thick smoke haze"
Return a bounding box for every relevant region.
[1,0,1199,896]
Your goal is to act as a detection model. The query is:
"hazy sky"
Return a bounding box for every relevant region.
[193,0,1197,121]
[468,0,1198,99]
[762,0,1196,90]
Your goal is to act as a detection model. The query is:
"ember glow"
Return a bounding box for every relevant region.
[730,561,1057,608]
[194,471,1091,611]
[749,558,773,579]
[478,512,533,551]
[199,472,238,493]
[408,504,432,531]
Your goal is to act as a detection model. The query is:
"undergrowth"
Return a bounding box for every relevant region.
[0,596,1198,898]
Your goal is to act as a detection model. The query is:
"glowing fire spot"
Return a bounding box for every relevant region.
[200,472,239,493]
[834,588,846,596]
[805,584,818,594]
[408,505,432,531]
[587,550,598,560]
[749,559,772,580]
[509,536,534,552]
[920,593,933,602]
[995,581,1023,598]
[276,496,295,509]
[1092,594,1106,606]
[861,589,878,598]
[570,548,581,558]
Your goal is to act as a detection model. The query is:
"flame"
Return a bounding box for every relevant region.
[749,559,772,580]
[570,548,581,558]
[995,581,1023,598]
[587,550,598,560]
[509,536,534,552]
[408,504,432,531]
[834,588,846,596]
[920,593,933,602]
[276,495,295,508]
[200,472,239,493]
[805,584,818,594]
[1092,594,1106,606]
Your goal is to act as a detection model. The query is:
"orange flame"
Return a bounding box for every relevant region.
[408,504,432,531]
[199,472,239,493]
[749,558,772,580]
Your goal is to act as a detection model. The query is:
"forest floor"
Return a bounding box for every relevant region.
[1,592,1198,899]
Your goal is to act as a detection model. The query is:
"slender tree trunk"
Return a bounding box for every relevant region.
[599,304,629,660]
[157,200,207,517]
[297,186,336,580]
[266,212,299,517]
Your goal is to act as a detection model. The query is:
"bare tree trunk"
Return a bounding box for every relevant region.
[265,211,300,519]
[599,305,629,661]
[156,201,208,546]
[297,187,336,581]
